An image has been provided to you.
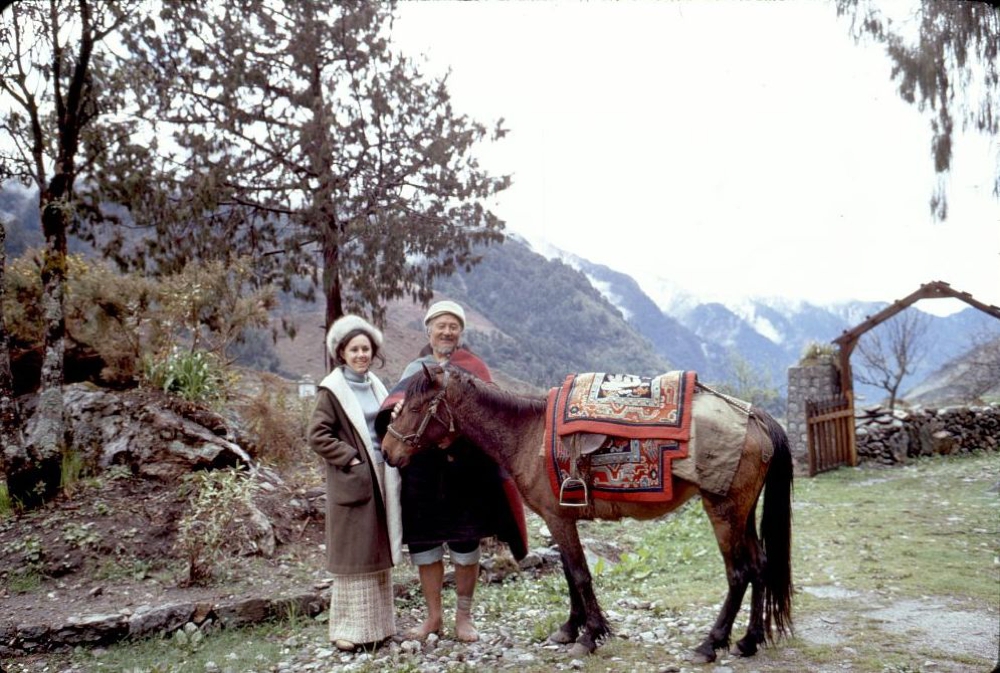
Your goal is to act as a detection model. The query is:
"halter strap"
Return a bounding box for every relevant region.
[385,387,455,450]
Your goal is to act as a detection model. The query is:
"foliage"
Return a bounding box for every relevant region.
[836,0,999,219]
[0,219,24,480]
[0,480,12,520]
[143,348,229,405]
[59,448,87,498]
[152,257,277,362]
[5,251,274,386]
[60,521,102,550]
[99,0,508,329]
[4,533,43,576]
[706,350,782,416]
[174,467,259,586]
[799,340,839,367]
[62,619,301,673]
[237,374,311,465]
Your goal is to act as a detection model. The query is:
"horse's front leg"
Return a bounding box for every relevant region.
[545,516,611,656]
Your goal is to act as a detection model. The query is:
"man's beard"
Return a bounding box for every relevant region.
[433,343,456,358]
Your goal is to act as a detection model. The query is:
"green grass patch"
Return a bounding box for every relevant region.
[0,480,13,520]
[794,451,999,607]
[76,616,325,672]
[44,451,1000,673]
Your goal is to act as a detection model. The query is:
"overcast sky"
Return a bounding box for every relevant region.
[392,1,999,317]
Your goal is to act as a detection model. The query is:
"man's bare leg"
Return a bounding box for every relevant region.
[454,562,480,642]
[408,560,443,639]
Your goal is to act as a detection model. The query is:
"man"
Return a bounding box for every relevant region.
[376,300,527,642]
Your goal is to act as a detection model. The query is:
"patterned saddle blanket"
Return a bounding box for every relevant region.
[544,371,697,504]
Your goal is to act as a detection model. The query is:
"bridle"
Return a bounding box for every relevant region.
[385,387,455,451]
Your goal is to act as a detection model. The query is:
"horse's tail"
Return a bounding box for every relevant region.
[757,410,794,642]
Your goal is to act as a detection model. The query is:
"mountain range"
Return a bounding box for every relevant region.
[8,176,997,410]
[412,235,1000,410]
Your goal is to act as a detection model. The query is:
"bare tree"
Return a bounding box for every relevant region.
[855,309,931,409]
[962,326,1000,402]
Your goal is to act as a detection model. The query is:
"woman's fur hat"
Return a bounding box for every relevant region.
[325,314,384,357]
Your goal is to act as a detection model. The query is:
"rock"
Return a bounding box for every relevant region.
[128,602,196,638]
[246,501,277,557]
[215,597,271,628]
[191,602,214,625]
[49,613,128,647]
[60,384,253,481]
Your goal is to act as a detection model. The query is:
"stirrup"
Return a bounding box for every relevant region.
[559,477,589,507]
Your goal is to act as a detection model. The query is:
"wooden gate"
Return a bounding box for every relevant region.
[806,392,857,476]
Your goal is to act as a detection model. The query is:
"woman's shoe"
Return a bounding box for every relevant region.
[333,639,356,651]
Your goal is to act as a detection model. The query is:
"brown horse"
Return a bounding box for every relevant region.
[382,364,793,663]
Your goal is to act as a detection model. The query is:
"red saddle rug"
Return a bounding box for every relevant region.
[544,371,696,504]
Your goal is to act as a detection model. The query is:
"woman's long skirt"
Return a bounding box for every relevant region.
[328,569,396,644]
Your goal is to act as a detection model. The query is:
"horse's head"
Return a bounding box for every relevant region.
[383,363,458,468]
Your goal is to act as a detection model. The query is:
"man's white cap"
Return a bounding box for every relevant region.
[423,300,466,329]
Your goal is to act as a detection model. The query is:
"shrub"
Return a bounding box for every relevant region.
[800,340,839,366]
[0,481,14,520]
[59,448,87,497]
[237,373,310,465]
[174,467,259,586]
[3,251,276,385]
[143,348,229,405]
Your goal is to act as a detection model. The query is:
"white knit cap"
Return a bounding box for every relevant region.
[325,314,384,357]
[423,300,466,329]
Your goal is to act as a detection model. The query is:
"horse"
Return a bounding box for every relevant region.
[382,364,793,663]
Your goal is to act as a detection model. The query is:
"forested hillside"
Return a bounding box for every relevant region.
[434,237,669,389]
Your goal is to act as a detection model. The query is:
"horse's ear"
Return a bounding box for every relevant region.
[421,363,433,381]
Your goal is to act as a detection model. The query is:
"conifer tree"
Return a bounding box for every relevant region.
[109,0,509,329]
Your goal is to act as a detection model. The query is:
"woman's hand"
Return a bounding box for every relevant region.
[391,399,404,419]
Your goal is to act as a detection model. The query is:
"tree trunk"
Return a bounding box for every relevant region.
[16,183,71,506]
[322,234,343,372]
[0,224,27,483]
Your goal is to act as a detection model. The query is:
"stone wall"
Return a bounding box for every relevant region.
[786,362,840,473]
[855,404,1000,464]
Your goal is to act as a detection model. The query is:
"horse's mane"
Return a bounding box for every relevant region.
[404,365,547,416]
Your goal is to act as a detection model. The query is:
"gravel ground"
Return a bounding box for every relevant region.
[263,596,733,673]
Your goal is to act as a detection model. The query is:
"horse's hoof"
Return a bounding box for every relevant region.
[688,650,716,664]
[568,642,591,658]
[548,628,575,645]
[731,641,757,657]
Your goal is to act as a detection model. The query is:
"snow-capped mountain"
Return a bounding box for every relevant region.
[542,241,999,405]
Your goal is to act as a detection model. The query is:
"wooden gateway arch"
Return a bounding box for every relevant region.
[807,280,1000,475]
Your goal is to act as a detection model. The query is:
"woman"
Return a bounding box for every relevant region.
[308,314,402,651]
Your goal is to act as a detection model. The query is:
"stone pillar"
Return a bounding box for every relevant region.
[786,363,840,474]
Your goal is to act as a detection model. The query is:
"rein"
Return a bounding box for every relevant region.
[385,370,456,450]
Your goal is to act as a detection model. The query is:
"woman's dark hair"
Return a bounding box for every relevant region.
[335,328,385,368]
